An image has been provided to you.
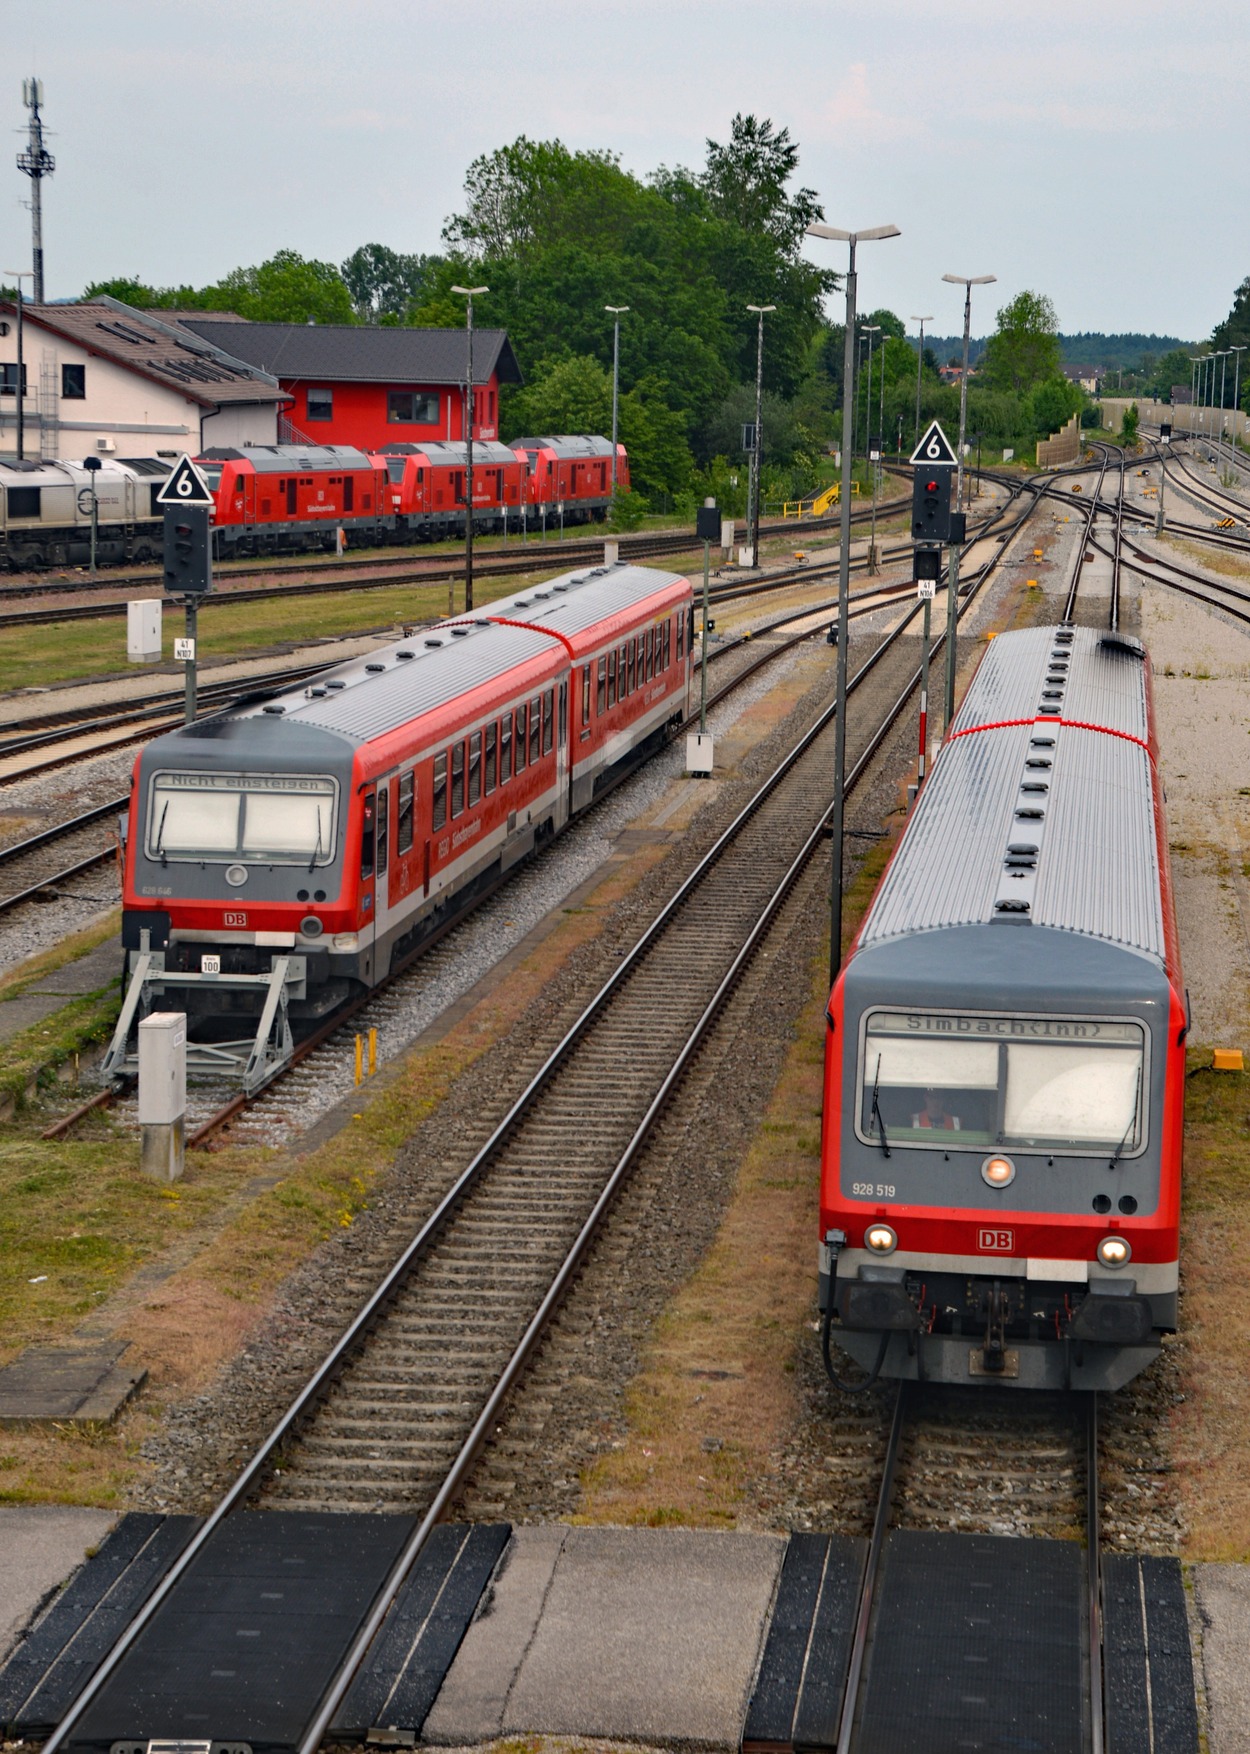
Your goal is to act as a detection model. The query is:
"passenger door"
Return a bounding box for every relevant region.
[359,789,377,969]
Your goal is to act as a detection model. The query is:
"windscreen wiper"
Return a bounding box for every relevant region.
[309,808,324,873]
[1108,1068,1141,1170]
[870,1054,891,1159]
[154,800,169,868]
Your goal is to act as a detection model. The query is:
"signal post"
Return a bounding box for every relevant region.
[910,421,961,790]
[156,455,215,723]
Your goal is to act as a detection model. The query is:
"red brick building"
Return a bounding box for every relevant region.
[174,318,522,451]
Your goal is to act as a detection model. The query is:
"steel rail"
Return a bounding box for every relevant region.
[1062,444,1111,622]
[1086,1392,1105,1754]
[834,1384,909,1754]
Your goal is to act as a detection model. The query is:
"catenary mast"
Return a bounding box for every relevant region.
[17,80,54,303]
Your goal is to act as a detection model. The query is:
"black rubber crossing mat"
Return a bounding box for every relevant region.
[742,1532,866,1751]
[0,1513,198,1736]
[854,1531,1085,1753]
[335,1521,512,1740]
[60,1512,419,1751]
[1104,1554,1199,1753]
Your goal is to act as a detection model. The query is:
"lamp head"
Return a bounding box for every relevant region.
[942,273,996,286]
[806,223,900,244]
[450,284,489,297]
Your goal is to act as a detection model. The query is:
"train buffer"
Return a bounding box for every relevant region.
[100,929,299,1093]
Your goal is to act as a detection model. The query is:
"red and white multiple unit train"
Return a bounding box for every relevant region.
[106,562,690,1088]
[820,624,1184,1392]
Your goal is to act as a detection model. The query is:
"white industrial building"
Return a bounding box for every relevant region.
[0,297,287,462]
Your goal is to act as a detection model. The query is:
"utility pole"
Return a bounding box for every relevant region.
[451,284,488,611]
[807,220,901,985]
[605,305,628,505]
[940,272,995,729]
[746,304,775,567]
[1231,346,1246,463]
[17,81,54,306]
[911,314,932,449]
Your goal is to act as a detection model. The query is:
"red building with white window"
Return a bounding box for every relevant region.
[173,319,522,452]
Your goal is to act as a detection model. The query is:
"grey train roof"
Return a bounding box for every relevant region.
[216,564,685,749]
[858,626,1167,964]
[199,445,374,474]
[510,435,614,460]
[376,440,519,467]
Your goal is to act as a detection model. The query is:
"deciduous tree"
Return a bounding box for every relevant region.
[982,291,1061,395]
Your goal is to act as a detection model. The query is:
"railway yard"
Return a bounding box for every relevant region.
[1,438,1249,1754]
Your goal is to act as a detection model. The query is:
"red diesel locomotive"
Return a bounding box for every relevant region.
[819,625,1184,1393]
[105,562,693,1090]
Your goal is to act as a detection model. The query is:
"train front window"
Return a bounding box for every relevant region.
[857,1011,1146,1156]
[147,772,337,866]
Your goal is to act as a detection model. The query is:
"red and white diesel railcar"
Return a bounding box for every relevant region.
[112,563,692,1078]
[820,625,1185,1392]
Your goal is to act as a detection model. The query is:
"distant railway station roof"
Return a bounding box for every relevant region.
[171,318,523,388]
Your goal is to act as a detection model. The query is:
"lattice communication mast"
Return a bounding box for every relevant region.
[17,79,54,304]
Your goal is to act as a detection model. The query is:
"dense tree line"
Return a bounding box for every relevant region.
[82,118,1096,504]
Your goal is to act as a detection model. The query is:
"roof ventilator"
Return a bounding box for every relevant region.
[450,628,469,638]
[424,638,443,648]
[396,650,414,660]
[325,679,346,690]
[263,704,285,715]
[366,662,385,673]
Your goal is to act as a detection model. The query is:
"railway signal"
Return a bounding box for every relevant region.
[911,466,954,542]
[157,455,214,724]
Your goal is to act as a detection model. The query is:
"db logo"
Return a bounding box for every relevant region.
[978,1228,1015,1253]
[224,911,248,928]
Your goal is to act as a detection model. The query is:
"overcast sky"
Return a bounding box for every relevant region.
[8,0,1245,342]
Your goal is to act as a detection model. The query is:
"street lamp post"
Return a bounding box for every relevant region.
[862,325,880,572]
[450,283,488,612]
[746,304,776,567]
[806,220,901,985]
[605,305,629,506]
[1231,346,1246,465]
[1190,358,1199,441]
[911,314,932,449]
[4,270,32,461]
[940,272,996,729]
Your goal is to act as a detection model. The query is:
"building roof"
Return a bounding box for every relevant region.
[171,318,523,388]
[0,300,287,408]
[857,626,1165,964]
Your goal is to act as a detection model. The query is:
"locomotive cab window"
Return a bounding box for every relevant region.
[145,771,338,867]
[855,1010,1147,1157]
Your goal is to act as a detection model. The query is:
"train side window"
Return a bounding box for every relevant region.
[515,706,527,772]
[451,742,465,817]
[636,634,644,685]
[485,723,497,794]
[360,793,376,881]
[468,732,482,806]
[596,657,607,716]
[543,689,554,755]
[529,696,542,765]
[397,771,415,854]
[558,680,567,745]
[664,619,672,669]
[286,479,297,516]
[432,753,448,830]
[376,785,389,876]
[607,651,616,708]
[677,612,685,664]
[581,665,592,727]
[344,476,355,512]
[500,715,513,783]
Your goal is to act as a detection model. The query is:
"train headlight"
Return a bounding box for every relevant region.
[981,1155,1016,1188]
[1097,1235,1132,1268]
[865,1223,897,1255]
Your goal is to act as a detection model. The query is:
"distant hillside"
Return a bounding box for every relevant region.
[917,332,1194,370]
